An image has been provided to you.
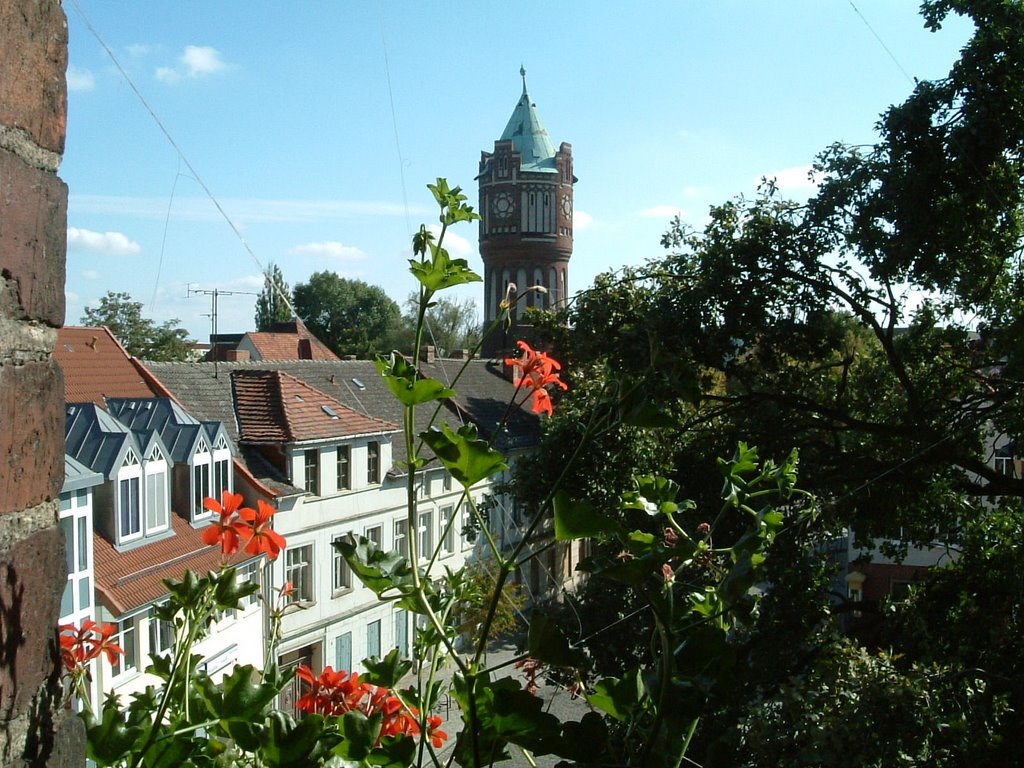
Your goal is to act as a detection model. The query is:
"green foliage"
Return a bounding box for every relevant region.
[395,293,481,357]
[292,272,402,358]
[81,291,194,361]
[254,263,292,330]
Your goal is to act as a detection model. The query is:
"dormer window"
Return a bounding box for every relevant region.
[144,445,169,534]
[192,439,212,518]
[213,434,231,500]
[118,449,142,543]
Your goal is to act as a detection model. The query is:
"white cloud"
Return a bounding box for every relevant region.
[427,225,472,255]
[573,210,594,231]
[182,45,226,76]
[760,164,818,192]
[67,227,141,256]
[155,66,180,84]
[289,241,367,261]
[69,194,421,224]
[127,43,151,57]
[155,45,227,83]
[81,270,100,280]
[67,65,95,92]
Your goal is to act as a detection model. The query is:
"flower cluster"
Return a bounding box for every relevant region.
[505,340,568,416]
[295,665,447,748]
[201,491,287,561]
[59,620,124,674]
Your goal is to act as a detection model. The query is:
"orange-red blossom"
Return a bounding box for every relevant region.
[59,620,124,673]
[201,492,287,561]
[505,340,568,416]
[295,664,448,747]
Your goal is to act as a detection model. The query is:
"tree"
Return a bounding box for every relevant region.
[81,291,193,361]
[292,272,402,358]
[521,0,1024,762]
[395,294,481,356]
[254,263,292,331]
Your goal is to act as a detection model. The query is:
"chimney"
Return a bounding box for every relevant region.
[298,339,313,359]
[449,348,472,360]
[419,345,436,364]
[226,349,251,362]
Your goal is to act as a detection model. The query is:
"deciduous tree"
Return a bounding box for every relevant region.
[292,272,402,358]
[254,263,292,331]
[81,291,193,361]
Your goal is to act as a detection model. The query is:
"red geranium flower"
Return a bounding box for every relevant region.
[59,621,124,672]
[238,500,287,561]
[201,491,253,556]
[426,714,449,748]
[505,340,568,416]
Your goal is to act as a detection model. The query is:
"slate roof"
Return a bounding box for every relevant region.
[55,327,156,405]
[145,357,540,495]
[65,402,140,479]
[242,320,339,361]
[106,397,223,463]
[63,454,104,493]
[232,369,397,443]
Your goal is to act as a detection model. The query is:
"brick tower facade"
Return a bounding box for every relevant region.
[479,68,575,357]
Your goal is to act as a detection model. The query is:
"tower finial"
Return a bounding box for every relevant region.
[520,65,527,94]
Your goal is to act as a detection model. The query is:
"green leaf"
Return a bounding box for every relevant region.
[409,246,482,292]
[334,534,418,602]
[375,355,456,407]
[332,711,382,763]
[361,648,412,688]
[262,711,330,768]
[586,669,645,722]
[420,422,508,487]
[553,490,621,540]
[527,610,588,668]
[85,706,145,766]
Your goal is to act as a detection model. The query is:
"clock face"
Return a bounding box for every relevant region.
[561,194,572,219]
[492,192,514,218]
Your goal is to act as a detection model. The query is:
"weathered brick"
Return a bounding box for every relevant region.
[0,149,67,327]
[0,360,64,515]
[0,525,65,723]
[0,0,68,154]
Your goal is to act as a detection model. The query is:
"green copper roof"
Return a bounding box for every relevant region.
[499,67,557,172]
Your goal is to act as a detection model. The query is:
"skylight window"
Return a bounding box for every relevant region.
[295,394,304,401]
[322,405,339,419]
[352,378,366,390]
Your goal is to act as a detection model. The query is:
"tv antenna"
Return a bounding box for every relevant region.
[187,285,257,377]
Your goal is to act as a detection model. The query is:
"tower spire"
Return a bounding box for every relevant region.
[520,65,527,95]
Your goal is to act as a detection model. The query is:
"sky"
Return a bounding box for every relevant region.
[61,1,975,342]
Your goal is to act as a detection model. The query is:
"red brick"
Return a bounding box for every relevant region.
[0,360,64,515]
[0,0,68,154]
[0,525,65,721]
[0,149,67,326]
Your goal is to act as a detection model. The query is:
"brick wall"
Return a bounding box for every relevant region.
[0,1,82,765]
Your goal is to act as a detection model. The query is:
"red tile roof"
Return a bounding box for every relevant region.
[92,508,253,615]
[232,369,397,443]
[55,327,157,405]
[243,321,339,361]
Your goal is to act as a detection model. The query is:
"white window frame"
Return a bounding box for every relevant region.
[462,501,474,551]
[117,449,142,544]
[285,544,314,603]
[336,445,351,491]
[418,509,433,562]
[213,434,232,500]
[331,534,353,594]
[365,524,382,550]
[111,617,138,678]
[394,519,408,559]
[237,560,261,609]
[192,439,212,519]
[440,505,456,557]
[148,604,175,657]
[144,445,170,534]
[367,442,381,485]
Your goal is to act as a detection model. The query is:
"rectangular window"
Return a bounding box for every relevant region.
[462,502,473,550]
[419,510,433,561]
[193,463,210,516]
[77,515,89,571]
[145,470,168,532]
[336,446,351,491]
[332,535,352,593]
[335,632,352,673]
[119,476,141,540]
[214,457,231,498]
[365,525,382,550]
[394,520,408,558]
[440,505,456,556]
[304,449,320,495]
[443,472,452,493]
[366,620,381,660]
[367,442,380,484]
[285,545,314,603]
[238,561,261,608]
[112,618,138,676]
[394,610,409,657]
[149,606,174,655]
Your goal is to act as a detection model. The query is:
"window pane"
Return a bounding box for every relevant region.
[365,525,382,549]
[304,450,319,494]
[367,442,380,484]
[120,477,141,538]
[394,520,408,558]
[366,620,381,660]
[146,471,167,531]
[335,632,352,673]
[193,463,210,515]
[77,515,88,570]
[419,511,433,560]
[285,545,314,602]
[60,579,73,618]
[60,516,74,573]
[337,446,351,490]
[441,506,455,555]
[332,537,351,592]
[394,611,408,657]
